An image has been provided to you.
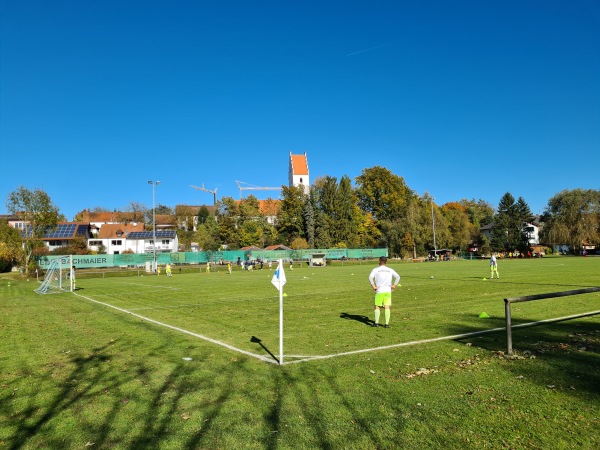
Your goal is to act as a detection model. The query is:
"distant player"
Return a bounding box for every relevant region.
[70,266,76,290]
[166,263,172,277]
[227,262,232,274]
[206,262,210,273]
[368,256,400,328]
[490,253,499,279]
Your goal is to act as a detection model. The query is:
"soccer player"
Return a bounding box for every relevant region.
[227,262,232,274]
[166,263,172,277]
[70,266,76,290]
[490,253,499,279]
[368,256,401,328]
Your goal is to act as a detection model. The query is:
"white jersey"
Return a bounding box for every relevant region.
[369,265,401,294]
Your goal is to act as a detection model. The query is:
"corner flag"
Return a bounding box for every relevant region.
[271,260,287,291]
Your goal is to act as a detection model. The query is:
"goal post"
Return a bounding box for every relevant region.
[35,255,74,294]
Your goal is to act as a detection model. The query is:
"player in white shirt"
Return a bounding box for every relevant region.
[368,256,401,328]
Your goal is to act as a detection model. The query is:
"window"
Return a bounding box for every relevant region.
[111,240,122,246]
[89,240,102,246]
[162,240,170,245]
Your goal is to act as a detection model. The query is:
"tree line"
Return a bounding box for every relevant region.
[2,168,599,272]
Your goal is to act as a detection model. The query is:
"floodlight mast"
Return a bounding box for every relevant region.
[190,184,218,205]
[148,180,161,273]
[235,180,282,200]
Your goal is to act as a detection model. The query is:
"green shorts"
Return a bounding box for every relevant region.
[375,292,392,307]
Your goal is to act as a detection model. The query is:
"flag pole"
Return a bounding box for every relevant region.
[278,258,284,365]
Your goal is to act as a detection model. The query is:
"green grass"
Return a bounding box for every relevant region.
[1,256,599,449]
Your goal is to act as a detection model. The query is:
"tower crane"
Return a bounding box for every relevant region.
[235,180,282,199]
[190,184,218,205]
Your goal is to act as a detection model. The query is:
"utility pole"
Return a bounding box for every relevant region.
[148,180,161,273]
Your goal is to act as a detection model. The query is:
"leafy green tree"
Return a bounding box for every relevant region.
[0,220,23,272]
[276,185,306,244]
[197,206,211,225]
[355,166,414,222]
[216,197,240,248]
[6,186,60,274]
[541,189,600,252]
[442,202,473,252]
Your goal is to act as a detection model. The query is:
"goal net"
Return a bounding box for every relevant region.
[35,255,73,294]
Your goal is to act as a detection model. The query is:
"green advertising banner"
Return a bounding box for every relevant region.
[36,248,388,269]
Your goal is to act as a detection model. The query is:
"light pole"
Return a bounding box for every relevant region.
[148,180,161,273]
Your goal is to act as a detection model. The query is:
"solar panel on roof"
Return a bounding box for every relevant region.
[46,224,77,238]
[127,230,176,240]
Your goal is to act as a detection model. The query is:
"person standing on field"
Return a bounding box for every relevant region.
[490,253,499,279]
[368,256,401,328]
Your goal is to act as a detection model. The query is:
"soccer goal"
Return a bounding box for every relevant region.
[35,255,74,294]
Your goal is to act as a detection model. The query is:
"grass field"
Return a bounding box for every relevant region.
[1,256,599,449]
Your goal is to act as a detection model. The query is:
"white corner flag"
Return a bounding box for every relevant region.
[271,259,286,365]
[271,259,287,291]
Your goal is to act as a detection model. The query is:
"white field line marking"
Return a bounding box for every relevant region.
[72,291,277,364]
[118,282,181,290]
[281,310,600,365]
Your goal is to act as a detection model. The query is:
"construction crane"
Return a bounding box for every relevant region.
[235,180,282,199]
[190,184,218,205]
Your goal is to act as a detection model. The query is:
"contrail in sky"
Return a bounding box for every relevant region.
[346,44,387,56]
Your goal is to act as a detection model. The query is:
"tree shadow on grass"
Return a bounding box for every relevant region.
[444,316,600,397]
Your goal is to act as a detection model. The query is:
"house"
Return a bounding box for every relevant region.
[21,222,92,251]
[91,222,145,254]
[0,214,27,232]
[289,152,310,194]
[480,222,540,245]
[125,230,179,254]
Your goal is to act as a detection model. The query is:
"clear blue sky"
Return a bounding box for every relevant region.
[1,1,599,220]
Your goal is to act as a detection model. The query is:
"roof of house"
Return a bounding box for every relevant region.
[97,223,145,239]
[241,245,263,251]
[81,210,145,224]
[290,153,308,176]
[264,244,291,251]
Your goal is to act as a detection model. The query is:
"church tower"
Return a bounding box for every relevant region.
[289,152,310,195]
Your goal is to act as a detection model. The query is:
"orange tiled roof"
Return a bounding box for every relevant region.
[291,154,308,175]
[264,244,291,251]
[97,223,145,239]
[258,199,281,216]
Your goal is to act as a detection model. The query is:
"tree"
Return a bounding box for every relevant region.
[541,189,600,253]
[276,185,306,244]
[197,206,211,225]
[0,220,23,272]
[490,193,532,253]
[442,202,473,252]
[355,166,414,222]
[120,202,146,224]
[154,204,173,215]
[6,186,60,273]
[216,197,240,248]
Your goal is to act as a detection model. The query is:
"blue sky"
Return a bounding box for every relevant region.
[1,1,598,220]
